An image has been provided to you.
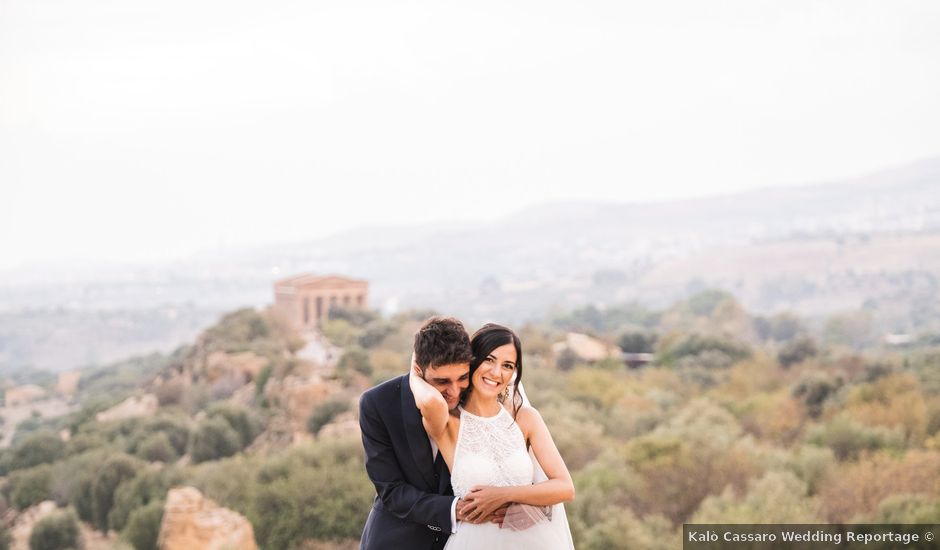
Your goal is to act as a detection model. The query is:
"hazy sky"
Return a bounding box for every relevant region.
[2,0,939,270]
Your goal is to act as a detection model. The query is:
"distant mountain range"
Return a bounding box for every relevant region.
[2,157,939,371]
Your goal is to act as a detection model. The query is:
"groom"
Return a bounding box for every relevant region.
[359,316,475,550]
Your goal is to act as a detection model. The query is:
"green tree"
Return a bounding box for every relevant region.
[1,431,65,474]
[618,331,657,354]
[873,494,940,523]
[190,417,242,463]
[328,306,378,327]
[336,347,373,377]
[657,333,751,367]
[248,441,373,547]
[29,510,81,550]
[206,403,261,448]
[577,509,676,550]
[792,372,842,419]
[91,454,142,532]
[691,471,820,523]
[204,309,271,353]
[307,397,351,435]
[320,319,361,348]
[10,465,52,510]
[136,433,177,463]
[778,335,818,368]
[806,415,904,461]
[754,312,804,342]
[123,501,164,550]
[109,467,183,532]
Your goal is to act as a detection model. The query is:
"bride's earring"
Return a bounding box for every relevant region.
[499,386,509,403]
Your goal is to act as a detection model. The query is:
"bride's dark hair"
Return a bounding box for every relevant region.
[464,323,524,420]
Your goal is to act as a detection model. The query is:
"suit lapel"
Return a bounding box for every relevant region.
[400,375,438,491]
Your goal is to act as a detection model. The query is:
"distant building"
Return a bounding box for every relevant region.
[551,333,619,362]
[57,371,81,396]
[273,274,369,330]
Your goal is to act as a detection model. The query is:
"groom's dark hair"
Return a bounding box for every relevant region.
[414,316,473,372]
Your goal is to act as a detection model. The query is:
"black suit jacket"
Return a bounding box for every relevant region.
[359,374,454,550]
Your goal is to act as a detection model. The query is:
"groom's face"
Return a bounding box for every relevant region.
[424,362,470,410]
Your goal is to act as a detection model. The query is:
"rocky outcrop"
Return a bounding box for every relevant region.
[157,486,257,550]
[317,412,360,440]
[204,351,267,384]
[265,374,342,432]
[4,385,46,407]
[95,393,159,423]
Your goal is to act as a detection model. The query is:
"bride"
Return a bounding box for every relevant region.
[410,323,575,549]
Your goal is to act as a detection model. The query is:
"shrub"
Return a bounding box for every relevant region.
[154,378,185,406]
[207,404,261,448]
[807,415,904,461]
[555,349,579,371]
[2,431,65,474]
[873,494,940,523]
[91,454,142,532]
[307,398,351,435]
[691,471,820,523]
[137,433,177,463]
[47,450,109,515]
[359,322,395,349]
[139,416,191,456]
[754,312,804,342]
[792,373,842,419]
[109,468,182,532]
[190,417,242,463]
[255,365,273,397]
[248,441,374,548]
[618,331,657,354]
[328,306,378,327]
[819,451,940,522]
[123,501,164,550]
[778,335,818,368]
[577,508,676,550]
[320,319,361,348]
[620,404,760,525]
[203,309,271,353]
[29,510,81,550]
[336,347,373,377]
[64,433,109,457]
[10,465,52,510]
[657,334,751,367]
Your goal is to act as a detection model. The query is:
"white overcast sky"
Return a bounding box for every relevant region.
[2,0,939,270]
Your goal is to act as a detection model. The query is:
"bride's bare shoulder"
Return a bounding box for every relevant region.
[511,404,543,430]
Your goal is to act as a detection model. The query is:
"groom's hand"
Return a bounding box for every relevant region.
[490,503,509,526]
[456,499,508,524]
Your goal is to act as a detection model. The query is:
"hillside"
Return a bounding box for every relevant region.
[1,157,939,372]
[1,296,939,548]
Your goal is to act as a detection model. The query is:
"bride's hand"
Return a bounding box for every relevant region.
[410,352,422,377]
[461,486,510,523]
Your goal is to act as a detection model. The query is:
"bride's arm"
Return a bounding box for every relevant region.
[463,406,574,519]
[408,357,449,442]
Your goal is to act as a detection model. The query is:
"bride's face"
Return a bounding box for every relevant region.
[472,343,517,399]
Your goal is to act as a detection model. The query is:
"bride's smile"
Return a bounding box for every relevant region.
[469,343,516,402]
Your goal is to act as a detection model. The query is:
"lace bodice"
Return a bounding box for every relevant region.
[450,405,533,498]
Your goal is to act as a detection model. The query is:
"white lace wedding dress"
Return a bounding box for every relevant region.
[444,405,575,550]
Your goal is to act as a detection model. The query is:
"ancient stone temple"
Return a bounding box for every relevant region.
[273,273,369,330]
